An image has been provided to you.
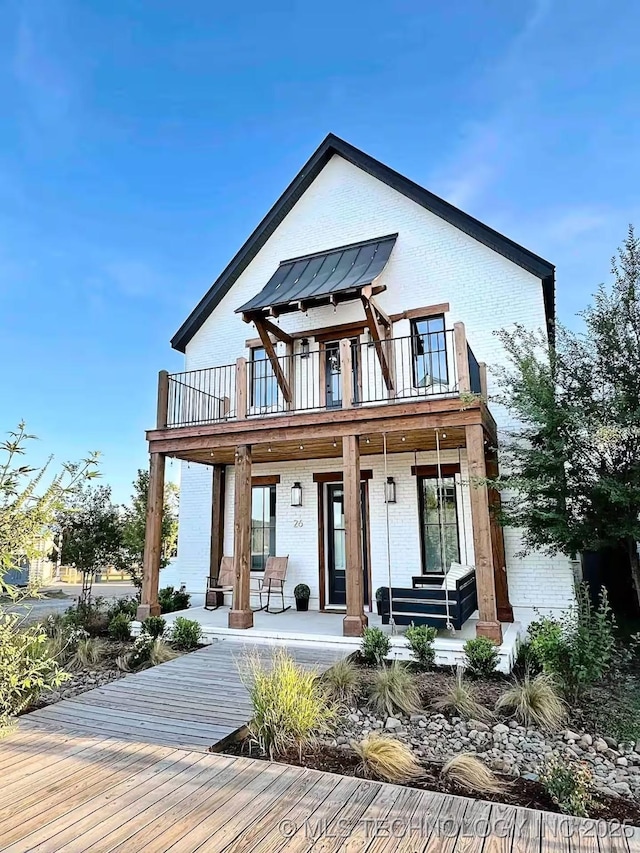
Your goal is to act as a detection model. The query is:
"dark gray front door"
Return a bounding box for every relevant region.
[326,482,369,607]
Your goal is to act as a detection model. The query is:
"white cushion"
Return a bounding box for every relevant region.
[442,562,475,590]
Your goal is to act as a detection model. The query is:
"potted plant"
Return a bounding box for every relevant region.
[293,583,310,612]
[375,587,384,616]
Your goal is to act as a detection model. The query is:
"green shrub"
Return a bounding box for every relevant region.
[293,584,310,599]
[496,673,567,732]
[540,755,593,817]
[118,635,178,672]
[158,587,176,613]
[0,611,69,727]
[322,658,361,705]
[172,589,190,611]
[242,648,336,759]
[107,613,132,641]
[463,637,499,678]
[405,624,437,669]
[170,617,202,650]
[361,627,391,666]
[64,598,109,636]
[107,597,138,620]
[367,662,421,717]
[142,616,166,639]
[158,586,191,614]
[529,586,617,700]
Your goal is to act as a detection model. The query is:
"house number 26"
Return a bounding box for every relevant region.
[293,519,304,528]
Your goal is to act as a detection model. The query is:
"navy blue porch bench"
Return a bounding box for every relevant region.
[380,568,477,631]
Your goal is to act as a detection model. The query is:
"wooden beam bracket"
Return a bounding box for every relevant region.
[254,318,293,403]
[361,294,394,392]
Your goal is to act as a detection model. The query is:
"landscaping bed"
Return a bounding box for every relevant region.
[225,739,640,825]
[224,594,640,824]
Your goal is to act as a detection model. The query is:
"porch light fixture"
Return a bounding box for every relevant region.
[384,476,397,504]
[291,482,303,507]
[300,338,310,359]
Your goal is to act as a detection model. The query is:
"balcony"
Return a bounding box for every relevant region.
[163,324,486,430]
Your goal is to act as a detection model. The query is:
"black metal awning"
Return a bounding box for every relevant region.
[236,234,397,318]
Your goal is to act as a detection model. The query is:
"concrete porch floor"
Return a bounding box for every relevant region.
[150,599,521,673]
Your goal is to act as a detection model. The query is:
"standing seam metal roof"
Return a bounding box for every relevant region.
[236,234,397,315]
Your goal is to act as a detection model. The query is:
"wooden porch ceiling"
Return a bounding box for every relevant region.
[171,426,469,466]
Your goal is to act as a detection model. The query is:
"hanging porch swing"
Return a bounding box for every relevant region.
[380,428,478,632]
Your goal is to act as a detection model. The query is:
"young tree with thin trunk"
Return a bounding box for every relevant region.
[492,227,640,605]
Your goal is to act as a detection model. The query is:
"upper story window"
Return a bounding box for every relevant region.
[250,346,278,409]
[411,315,448,388]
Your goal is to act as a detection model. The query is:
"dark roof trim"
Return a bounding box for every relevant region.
[171,134,555,352]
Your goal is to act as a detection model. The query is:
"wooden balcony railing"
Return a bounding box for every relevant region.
[160,324,486,429]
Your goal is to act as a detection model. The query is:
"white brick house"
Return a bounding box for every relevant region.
[140,134,574,649]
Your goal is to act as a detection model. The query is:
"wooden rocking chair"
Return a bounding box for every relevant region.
[254,556,290,614]
[204,556,234,610]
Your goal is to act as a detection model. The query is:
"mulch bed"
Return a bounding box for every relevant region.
[225,739,640,825]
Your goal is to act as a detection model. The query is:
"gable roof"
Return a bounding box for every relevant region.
[171,133,555,352]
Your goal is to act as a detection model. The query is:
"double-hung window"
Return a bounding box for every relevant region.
[251,485,276,571]
[250,346,278,409]
[411,315,448,389]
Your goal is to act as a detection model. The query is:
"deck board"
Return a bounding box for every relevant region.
[20,640,347,750]
[0,730,633,853]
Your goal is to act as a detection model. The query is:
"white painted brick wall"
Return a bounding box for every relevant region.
[164,153,574,622]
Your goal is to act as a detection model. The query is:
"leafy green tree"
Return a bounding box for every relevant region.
[59,484,124,603]
[121,469,179,589]
[492,227,640,603]
[0,422,100,582]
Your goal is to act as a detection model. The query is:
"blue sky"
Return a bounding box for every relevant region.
[0,0,638,502]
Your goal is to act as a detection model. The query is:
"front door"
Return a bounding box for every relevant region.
[326,482,369,607]
[325,340,359,409]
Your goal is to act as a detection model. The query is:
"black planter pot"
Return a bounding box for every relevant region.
[295,598,309,612]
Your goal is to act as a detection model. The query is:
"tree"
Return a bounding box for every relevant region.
[0,422,100,583]
[121,469,179,590]
[492,226,640,604]
[59,484,124,603]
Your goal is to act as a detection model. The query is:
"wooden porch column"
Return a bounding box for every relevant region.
[485,448,514,623]
[454,322,471,393]
[209,464,226,584]
[136,451,166,621]
[342,435,368,637]
[229,444,253,629]
[465,423,502,643]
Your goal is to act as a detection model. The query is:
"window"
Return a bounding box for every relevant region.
[250,346,278,409]
[418,475,460,573]
[411,315,448,388]
[251,485,276,571]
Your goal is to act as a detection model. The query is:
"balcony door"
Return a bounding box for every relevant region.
[324,339,360,409]
[325,481,369,608]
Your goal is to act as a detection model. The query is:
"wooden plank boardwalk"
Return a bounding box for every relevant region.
[20,640,348,750]
[1,728,637,853]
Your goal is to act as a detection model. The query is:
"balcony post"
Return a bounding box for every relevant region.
[209,465,226,585]
[479,362,488,400]
[465,423,502,644]
[454,322,471,393]
[157,370,169,429]
[339,339,354,409]
[342,435,368,637]
[236,357,247,420]
[136,451,166,621]
[229,444,253,629]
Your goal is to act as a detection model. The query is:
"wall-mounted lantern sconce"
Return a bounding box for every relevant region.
[291,482,303,507]
[384,476,397,504]
[300,338,310,359]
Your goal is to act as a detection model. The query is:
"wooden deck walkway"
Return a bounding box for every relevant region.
[20,640,347,750]
[1,728,637,853]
